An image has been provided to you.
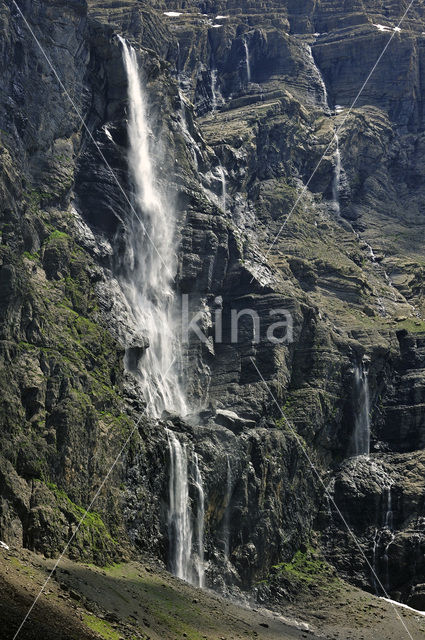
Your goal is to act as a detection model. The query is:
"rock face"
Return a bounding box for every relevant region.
[0,0,425,609]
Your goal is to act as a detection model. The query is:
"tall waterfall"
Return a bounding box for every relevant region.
[244,38,251,82]
[193,453,205,587]
[223,456,232,559]
[118,37,187,417]
[351,362,371,456]
[167,431,205,587]
[332,134,342,215]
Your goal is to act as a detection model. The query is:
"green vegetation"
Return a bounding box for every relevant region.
[43,482,119,561]
[46,482,107,528]
[82,614,121,640]
[46,229,69,243]
[22,250,39,261]
[395,318,425,334]
[24,189,54,214]
[264,546,339,595]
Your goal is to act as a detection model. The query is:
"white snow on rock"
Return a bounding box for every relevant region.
[164,11,182,17]
[380,598,425,617]
[373,23,402,33]
[0,541,10,550]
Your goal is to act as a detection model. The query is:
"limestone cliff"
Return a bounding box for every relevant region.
[1,0,425,613]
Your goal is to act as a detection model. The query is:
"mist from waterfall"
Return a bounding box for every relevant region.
[351,363,371,456]
[118,37,187,418]
[167,431,205,587]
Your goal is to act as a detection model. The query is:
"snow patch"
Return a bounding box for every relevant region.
[373,24,401,33]
[380,598,425,617]
[103,125,113,142]
[215,15,229,19]
[211,24,223,28]
[164,11,182,17]
[0,541,10,550]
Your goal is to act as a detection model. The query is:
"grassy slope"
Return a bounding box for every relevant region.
[1,548,425,640]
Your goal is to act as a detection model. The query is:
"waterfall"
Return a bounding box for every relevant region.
[305,44,329,108]
[384,486,393,530]
[223,456,232,559]
[217,163,226,213]
[332,134,342,215]
[167,431,192,581]
[372,527,379,593]
[351,362,371,456]
[193,453,205,587]
[211,67,218,111]
[244,38,251,82]
[371,486,396,594]
[383,533,395,590]
[118,37,187,417]
[167,431,205,587]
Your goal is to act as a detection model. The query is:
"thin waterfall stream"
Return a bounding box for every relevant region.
[332,133,342,215]
[351,362,371,456]
[193,453,205,587]
[244,38,251,82]
[223,456,232,559]
[167,431,205,587]
[217,163,226,213]
[167,431,192,582]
